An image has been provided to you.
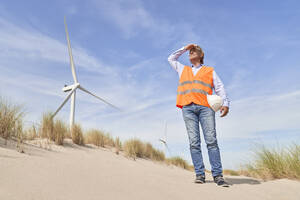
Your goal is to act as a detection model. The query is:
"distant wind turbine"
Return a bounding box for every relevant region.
[159,121,171,157]
[51,17,120,131]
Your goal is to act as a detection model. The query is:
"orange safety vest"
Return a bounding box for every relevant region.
[176,65,214,109]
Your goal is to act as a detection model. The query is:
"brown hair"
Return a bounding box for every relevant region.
[190,45,204,64]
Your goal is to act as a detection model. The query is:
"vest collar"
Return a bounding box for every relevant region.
[192,64,202,68]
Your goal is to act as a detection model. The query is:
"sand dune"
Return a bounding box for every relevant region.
[0,138,299,200]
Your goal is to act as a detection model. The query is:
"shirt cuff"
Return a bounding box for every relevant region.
[223,100,230,108]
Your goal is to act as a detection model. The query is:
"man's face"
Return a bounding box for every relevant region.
[189,48,202,63]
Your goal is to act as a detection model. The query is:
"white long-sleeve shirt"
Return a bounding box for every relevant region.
[168,47,230,107]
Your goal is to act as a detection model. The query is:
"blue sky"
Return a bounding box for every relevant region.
[0,0,299,169]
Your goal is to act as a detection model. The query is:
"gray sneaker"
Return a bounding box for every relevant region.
[195,175,205,184]
[213,175,229,187]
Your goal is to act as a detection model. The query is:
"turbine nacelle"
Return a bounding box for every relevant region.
[159,138,166,144]
[62,83,80,92]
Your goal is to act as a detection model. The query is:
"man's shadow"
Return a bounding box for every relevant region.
[226,177,261,185]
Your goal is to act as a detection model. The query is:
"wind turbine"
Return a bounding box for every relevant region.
[159,121,171,157]
[51,17,120,130]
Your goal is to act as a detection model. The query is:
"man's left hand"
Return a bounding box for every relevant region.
[220,106,229,117]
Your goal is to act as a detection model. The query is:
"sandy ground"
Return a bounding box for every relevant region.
[1,138,299,200]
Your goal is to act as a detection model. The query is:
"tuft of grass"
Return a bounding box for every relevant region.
[286,144,300,179]
[40,112,54,140]
[65,127,71,139]
[0,97,24,142]
[24,125,38,140]
[123,139,165,161]
[85,129,105,147]
[123,138,145,159]
[104,133,115,147]
[166,156,190,170]
[84,129,121,149]
[53,119,67,145]
[144,142,165,161]
[114,137,122,154]
[39,113,66,145]
[241,143,300,180]
[71,124,84,145]
[16,130,26,153]
[123,138,195,170]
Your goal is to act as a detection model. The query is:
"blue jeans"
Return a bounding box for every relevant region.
[182,103,223,177]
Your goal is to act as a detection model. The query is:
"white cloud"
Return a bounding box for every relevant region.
[91,0,201,48]
[216,90,300,140]
[0,17,112,75]
[92,0,161,39]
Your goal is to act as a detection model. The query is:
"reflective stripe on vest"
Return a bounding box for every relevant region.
[176,65,214,109]
[178,80,213,90]
[177,88,208,95]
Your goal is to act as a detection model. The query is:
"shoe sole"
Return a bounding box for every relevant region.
[217,183,229,187]
[194,180,205,184]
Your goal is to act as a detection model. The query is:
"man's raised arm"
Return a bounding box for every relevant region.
[167,47,187,74]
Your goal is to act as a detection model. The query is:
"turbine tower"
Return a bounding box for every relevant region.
[52,17,120,130]
[159,121,171,157]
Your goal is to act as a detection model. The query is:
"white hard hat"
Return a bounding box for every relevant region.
[207,95,223,112]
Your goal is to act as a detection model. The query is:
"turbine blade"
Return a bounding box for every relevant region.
[78,86,121,111]
[164,143,171,156]
[64,17,78,83]
[164,121,168,141]
[52,86,77,118]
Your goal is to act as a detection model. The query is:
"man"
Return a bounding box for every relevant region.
[168,44,230,187]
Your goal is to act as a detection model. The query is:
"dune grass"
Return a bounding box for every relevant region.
[123,138,166,161]
[123,139,145,159]
[104,132,115,147]
[144,142,166,161]
[39,112,67,145]
[40,112,54,139]
[0,97,24,142]
[121,138,195,170]
[240,143,300,180]
[71,124,84,145]
[114,137,122,154]
[24,125,38,140]
[53,119,67,145]
[85,129,106,147]
[166,156,193,170]
[84,129,122,151]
